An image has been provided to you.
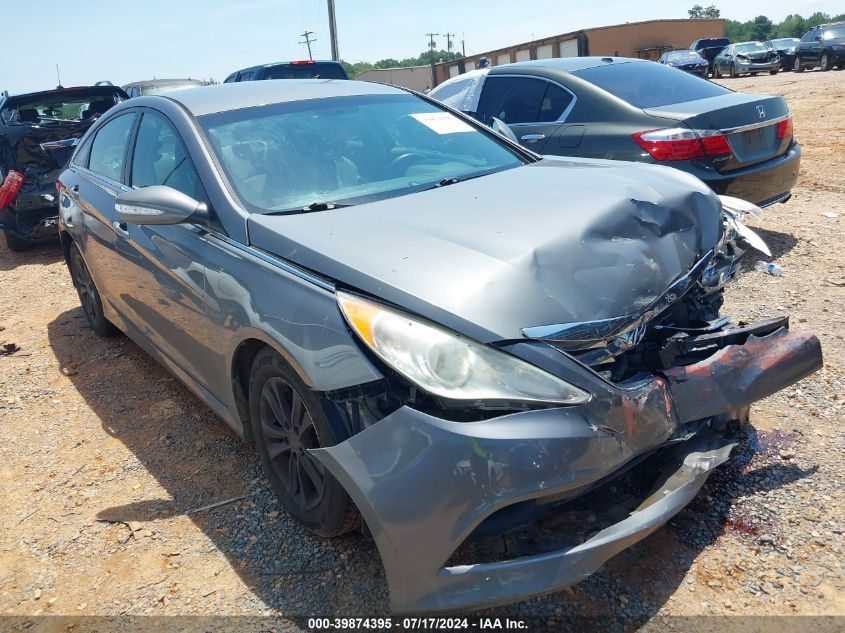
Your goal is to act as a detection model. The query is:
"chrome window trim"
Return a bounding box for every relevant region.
[720,114,790,135]
[481,74,578,125]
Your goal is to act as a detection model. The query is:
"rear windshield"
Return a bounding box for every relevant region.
[695,38,730,48]
[822,25,845,40]
[769,38,799,47]
[264,63,348,80]
[574,61,731,109]
[139,81,204,96]
[1,90,124,125]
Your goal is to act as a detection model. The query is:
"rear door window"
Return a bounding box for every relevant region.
[88,113,136,182]
[476,76,547,124]
[574,61,731,109]
[538,82,574,122]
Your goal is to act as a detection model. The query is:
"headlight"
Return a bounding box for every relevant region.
[337,292,591,406]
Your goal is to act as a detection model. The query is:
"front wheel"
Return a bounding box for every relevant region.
[820,53,831,71]
[769,69,779,75]
[68,243,118,337]
[794,57,805,73]
[713,64,721,79]
[730,63,738,78]
[249,348,359,537]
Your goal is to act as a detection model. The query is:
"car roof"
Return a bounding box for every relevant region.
[819,21,845,27]
[163,79,407,116]
[236,60,344,73]
[0,85,127,106]
[734,41,765,46]
[123,78,203,88]
[489,56,650,74]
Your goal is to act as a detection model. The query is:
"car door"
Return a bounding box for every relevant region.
[475,76,573,152]
[63,111,137,304]
[113,108,217,386]
[714,46,731,74]
[803,29,821,64]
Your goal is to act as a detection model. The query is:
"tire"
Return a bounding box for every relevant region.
[820,53,830,71]
[769,69,779,75]
[713,65,721,79]
[249,348,359,537]
[794,57,804,73]
[730,63,738,78]
[750,72,758,76]
[3,228,33,251]
[68,243,119,337]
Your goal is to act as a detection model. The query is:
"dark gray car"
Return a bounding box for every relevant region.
[429,57,800,208]
[56,80,822,614]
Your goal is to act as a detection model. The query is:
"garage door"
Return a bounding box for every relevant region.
[560,38,578,57]
[497,53,510,66]
[449,64,460,77]
[515,49,531,62]
[537,44,553,59]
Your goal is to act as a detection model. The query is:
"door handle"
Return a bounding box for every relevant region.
[520,133,546,143]
[112,220,129,239]
[70,184,79,193]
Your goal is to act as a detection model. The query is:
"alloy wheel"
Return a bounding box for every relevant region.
[821,53,830,71]
[70,250,99,326]
[258,376,326,510]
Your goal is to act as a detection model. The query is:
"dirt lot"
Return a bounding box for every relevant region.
[1,70,843,632]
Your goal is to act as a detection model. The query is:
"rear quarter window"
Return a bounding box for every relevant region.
[574,62,731,109]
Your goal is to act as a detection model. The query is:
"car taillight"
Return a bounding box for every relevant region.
[777,117,793,140]
[292,60,316,64]
[0,170,24,210]
[632,128,732,161]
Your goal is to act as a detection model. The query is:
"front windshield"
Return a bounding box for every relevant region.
[770,38,799,47]
[823,25,845,40]
[666,51,702,61]
[199,93,525,214]
[736,42,768,53]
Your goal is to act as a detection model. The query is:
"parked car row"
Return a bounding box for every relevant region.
[53,77,822,614]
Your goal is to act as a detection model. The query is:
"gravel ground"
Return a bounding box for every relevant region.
[0,70,843,632]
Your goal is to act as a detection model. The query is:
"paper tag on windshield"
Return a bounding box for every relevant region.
[410,112,474,134]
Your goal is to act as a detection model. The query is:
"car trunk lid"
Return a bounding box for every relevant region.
[644,93,792,171]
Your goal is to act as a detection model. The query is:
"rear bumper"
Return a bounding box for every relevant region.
[0,185,60,241]
[311,327,822,613]
[678,142,800,207]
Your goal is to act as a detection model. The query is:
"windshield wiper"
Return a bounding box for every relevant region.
[422,177,462,191]
[268,201,354,215]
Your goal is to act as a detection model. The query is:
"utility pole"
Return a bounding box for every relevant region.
[445,33,455,53]
[327,0,339,61]
[462,32,466,57]
[55,63,62,88]
[299,31,316,59]
[426,33,439,89]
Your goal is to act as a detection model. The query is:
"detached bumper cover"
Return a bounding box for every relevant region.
[312,328,821,613]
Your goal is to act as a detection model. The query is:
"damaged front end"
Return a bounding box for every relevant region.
[307,195,822,614]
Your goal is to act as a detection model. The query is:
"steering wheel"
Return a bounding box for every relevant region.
[388,152,425,176]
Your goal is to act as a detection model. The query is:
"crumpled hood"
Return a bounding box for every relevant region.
[248,158,721,343]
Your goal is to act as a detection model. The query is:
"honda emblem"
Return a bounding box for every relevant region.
[756,105,766,119]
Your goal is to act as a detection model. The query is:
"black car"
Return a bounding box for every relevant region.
[430,57,800,208]
[794,22,845,72]
[690,37,731,74]
[765,38,801,69]
[224,60,348,82]
[0,84,127,250]
[658,49,709,76]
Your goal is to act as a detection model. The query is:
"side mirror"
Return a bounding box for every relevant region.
[488,117,518,143]
[115,186,208,225]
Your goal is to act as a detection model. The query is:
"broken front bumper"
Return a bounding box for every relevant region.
[312,327,821,613]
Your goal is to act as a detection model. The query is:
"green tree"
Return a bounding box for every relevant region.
[749,15,775,41]
[688,4,720,18]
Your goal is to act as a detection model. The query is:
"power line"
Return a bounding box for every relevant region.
[299,30,316,59]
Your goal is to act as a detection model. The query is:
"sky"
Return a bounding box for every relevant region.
[1,0,842,94]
